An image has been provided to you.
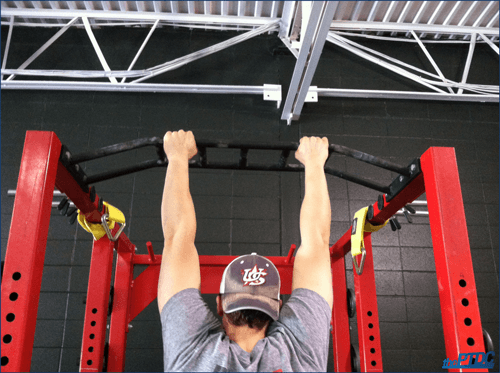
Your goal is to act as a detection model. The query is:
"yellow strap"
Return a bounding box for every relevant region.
[77,201,125,241]
[351,206,388,257]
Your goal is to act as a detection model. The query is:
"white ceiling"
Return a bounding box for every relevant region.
[1,1,498,36]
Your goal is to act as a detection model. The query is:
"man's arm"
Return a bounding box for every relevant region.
[292,136,333,310]
[157,130,201,313]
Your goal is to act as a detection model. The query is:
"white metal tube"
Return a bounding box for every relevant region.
[82,16,118,84]
[351,1,364,21]
[49,0,64,22]
[222,1,229,16]
[434,1,463,39]
[290,1,339,118]
[279,37,299,58]
[467,1,496,41]
[378,1,398,36]
[382,1,397,22]
[458,34,477,94]
[473,2,496,28]
[6,17,79,82]
[131,21,278,83]
[366,1,380,22]
[449,1,479,40]
[270,1,279,18]
[325,34,494,92]
[408,201,428,205]
[479,33,499,54]
[121,19,159,83]
[391,1,412,36]
[279,1,296,39]
[332,30,498,44]
[0,80,281,97]
[364,0,380,35]
[313,88,498,102]
[327,33,447,94]
[396,210,428,216]
[1,7,278,26]
[32,1,48,24]
[254,1,263,17]
[1,16,15,79]
[405,1,429,37]
[411,30,454,94]
[328,34,494,94]
[485,10,499,28]
[420,1,445,39]
[8,189,65,196]
[13,0,30,26]
[329,20,499,36]
[281,1,337,122]
[329,32,454,81]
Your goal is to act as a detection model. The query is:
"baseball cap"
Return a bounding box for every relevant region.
[219,253,281,321]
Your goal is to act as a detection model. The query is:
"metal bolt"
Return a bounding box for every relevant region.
[399,176,404,182]
[410,164,416,171]
[128,324,133,329]
[75,164,80,171]
[66,151,71,159]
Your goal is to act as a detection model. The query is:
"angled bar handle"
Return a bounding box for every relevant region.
[278,150,290,169]
[239,148,249,169]
[198,147,207,167]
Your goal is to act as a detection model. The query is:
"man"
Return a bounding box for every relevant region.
[158,130,333,372]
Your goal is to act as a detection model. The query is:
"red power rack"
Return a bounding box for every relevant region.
[1,131,488,372]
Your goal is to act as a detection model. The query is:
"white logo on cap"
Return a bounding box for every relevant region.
[241,265,267,286]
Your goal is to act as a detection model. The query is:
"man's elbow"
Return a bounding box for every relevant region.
[163,224,196,249]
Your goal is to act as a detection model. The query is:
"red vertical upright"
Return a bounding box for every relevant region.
[421,147,486,372]
[353,235,383,372]
[79,235,116,372]
[107,251,134,372]
[1,132,61,372]
[330,254,352,372]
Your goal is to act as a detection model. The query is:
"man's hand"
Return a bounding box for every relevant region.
[163,130,198,162]
[295,136,329,167]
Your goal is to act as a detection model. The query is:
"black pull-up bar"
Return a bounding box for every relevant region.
[65,136,416,195]
[70,136,410,176]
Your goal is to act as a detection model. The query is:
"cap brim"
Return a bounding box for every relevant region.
[222,293,280,321]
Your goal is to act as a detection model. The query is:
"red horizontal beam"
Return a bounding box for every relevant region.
[330,172,425,258]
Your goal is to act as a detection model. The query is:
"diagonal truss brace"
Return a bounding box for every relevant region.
[5,16,79,82]
[0,15,283,106]
[82,16,118,84]
[309,30,499,105]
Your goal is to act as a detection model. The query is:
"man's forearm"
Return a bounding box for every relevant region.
[161,158,196,244]
[300,163,331,248]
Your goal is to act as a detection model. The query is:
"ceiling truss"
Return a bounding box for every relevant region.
[1,1,499,123]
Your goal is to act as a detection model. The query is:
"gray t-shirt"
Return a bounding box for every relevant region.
[160,287,331,372]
